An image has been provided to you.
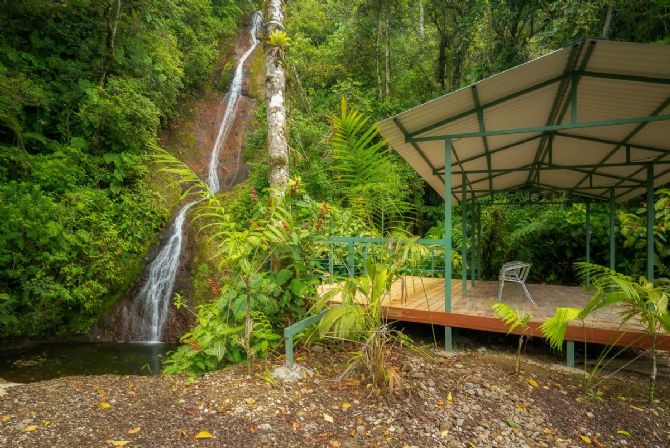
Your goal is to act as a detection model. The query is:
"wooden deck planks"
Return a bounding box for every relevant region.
[320,276,670,350]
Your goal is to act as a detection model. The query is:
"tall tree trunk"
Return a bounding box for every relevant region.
[265,0,289,198]
[419,0,425,40]
[99,0,121,86]
[601,1,614,38]
[437,33,447,90]
[384,10,391,98]
[376,17,382,99]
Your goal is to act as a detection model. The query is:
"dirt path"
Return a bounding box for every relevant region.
[1,349,667,448]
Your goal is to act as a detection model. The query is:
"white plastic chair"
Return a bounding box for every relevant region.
[498,261,535,304]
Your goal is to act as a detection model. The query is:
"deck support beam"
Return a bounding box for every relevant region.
[462,173,467,299]
[566,341,575,368]
[444,139,454,351]
[647,165,655,281]
[609,189,616,270]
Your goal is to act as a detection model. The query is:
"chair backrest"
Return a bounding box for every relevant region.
[500,261,531,282]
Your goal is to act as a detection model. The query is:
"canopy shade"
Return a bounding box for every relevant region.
[379,38,670,203]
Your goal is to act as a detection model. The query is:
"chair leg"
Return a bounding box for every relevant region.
[497,280,505,301]
[521,283,535,305]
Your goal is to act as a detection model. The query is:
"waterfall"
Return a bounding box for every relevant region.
[208,11,263,193]
[127,201,196,342]
[126,13,262,342]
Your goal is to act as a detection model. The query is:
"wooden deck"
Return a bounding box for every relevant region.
[321,276,670,351]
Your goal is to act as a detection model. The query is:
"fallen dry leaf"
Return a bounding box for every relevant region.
[127,427,141,434]
[527,378,539,388]
[616,429,631,436]
[106,441,130,447]
[24,425,38,432]
[1,415,10,422]
[245,398,256,406]
[195,431,213,439]
[329,440,341,447]
[447,392,453,403]
[42,420,51,427]
[341,402,351,410]
[99,402,111,410]
[515,403,527,413]
[323,413,334,423]
[578,434,592,444]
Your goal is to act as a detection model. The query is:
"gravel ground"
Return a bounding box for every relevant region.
[0,347,668,447]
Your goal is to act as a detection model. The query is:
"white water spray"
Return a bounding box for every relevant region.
[127,14,262,342]
[208,11,263,192]
[128,201,196,342]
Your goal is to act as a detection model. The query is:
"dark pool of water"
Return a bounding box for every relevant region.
[0,342,177,383]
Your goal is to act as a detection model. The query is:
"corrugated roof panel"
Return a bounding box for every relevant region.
[628,117,670,149]
[476,46,571,104]
[484,83,558,131]
[392,88,474,135]
[378,39,670,203]
[576,78,670,122]
[491,172,528,191]
[490,140,538,170]
[585,40,670,78]
[552,137,614,165]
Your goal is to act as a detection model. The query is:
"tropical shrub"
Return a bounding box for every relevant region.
[541,263,670,402]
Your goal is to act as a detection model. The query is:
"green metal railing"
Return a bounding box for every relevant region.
[282,236,453,368]
[318,236,448,278]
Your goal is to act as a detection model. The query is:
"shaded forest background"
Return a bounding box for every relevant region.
[1,0,669,339]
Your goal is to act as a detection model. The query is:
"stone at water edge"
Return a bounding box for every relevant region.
[270,364,314,383]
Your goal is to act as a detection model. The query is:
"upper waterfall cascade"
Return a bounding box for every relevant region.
[126,13,262,342]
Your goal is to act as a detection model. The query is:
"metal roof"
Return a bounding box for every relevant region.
[379,38,670,203]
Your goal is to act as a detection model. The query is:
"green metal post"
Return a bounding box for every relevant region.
[566,341,575,368]
[461,173,467,299]
[328,243,334,276]
[647,164,655,281]
[585,201,591,287]
[347,240,355,276]
[609,189,616,270]
[444,139,453,351]
[477,204,482,281]
[470,193,476,288]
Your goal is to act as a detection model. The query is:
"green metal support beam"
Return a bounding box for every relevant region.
[472,85,493,191]
[609,189,616,270]
[448,134,543,169]
[586,201,591,287]
[478,205,482,281]
[409,113,670,142]
[470,193,476,288]
[647,164,655,282]
[444,139,454,351]
[461,173,467,299]
[528,41,586,185]
[284,309,329,368]
[395,118,476,195]
[555,132,670,155]
[573,95,670,189]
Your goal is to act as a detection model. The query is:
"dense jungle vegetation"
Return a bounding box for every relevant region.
[1,0,669,346]
[0,0,245,337]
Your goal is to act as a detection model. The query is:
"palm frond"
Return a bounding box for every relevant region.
[539,307,581,351]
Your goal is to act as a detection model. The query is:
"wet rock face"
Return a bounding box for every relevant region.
[90,225,197,343]
[91,18,262,344]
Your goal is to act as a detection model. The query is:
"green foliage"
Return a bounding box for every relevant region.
[0,0,243,338]
[162,304,280,377]
[492,301,532,373]
[330,98,411,232]
[541,263,670,401]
